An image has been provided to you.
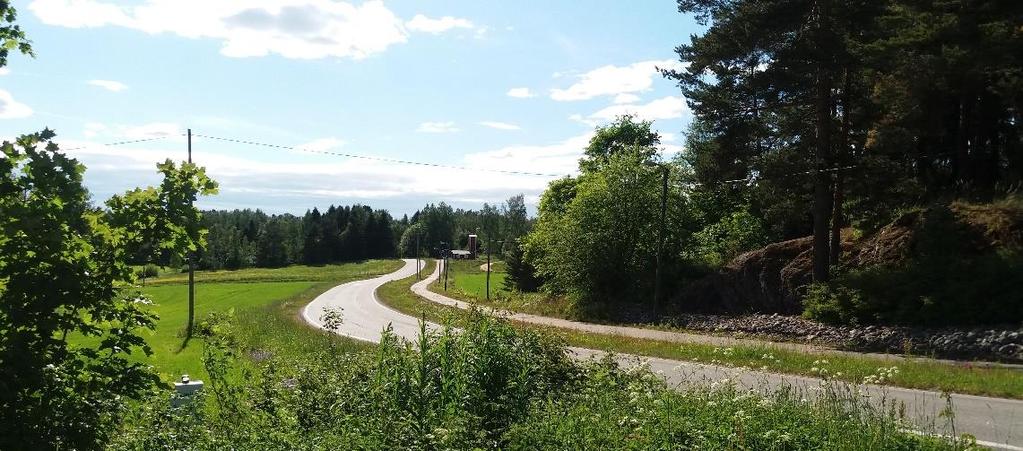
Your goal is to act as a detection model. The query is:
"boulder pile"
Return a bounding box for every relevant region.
[666,312,1023,362]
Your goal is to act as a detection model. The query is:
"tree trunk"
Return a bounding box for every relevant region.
[831,68,851,265]
[812,0,833,283]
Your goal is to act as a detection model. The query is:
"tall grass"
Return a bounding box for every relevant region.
[111,313,968,450]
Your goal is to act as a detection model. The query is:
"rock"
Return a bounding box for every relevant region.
[664,311,1023,362]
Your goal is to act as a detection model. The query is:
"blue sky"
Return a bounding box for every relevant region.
[1,0,701,216]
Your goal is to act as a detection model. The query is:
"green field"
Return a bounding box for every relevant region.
[72,260,402,383]
[437,259,576,318]
[141,281,315,381]
[441,259,508,299]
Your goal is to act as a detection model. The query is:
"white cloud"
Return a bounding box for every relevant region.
[416,121,459,133]
[83,122,106,138]
[463,133,590,177]
[550,59,685,101]
[87,79,129,92]
[0,90,33,119]
[82,121,182,139]
[0,68,9,76]
[613,93,640,104]
[56,132,586,213]
[29,0,472,60]
[296,137,345,152]
[479,121,521,131]
[123,122,181,139]
[506,87,535,98]
[405,14,473,34]
[587,96,688,123]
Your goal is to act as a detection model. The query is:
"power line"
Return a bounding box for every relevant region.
[59,135,173,152]
[690,164,859,187]
[190,132,567,178]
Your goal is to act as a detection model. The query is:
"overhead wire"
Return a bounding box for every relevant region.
[189,132,568,178]
[47,130,945,188]
[58,135,173,152]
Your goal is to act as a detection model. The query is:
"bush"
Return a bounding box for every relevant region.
[503,238,541,292]
[692,207,770,266]
[803,250,1023,326]
[802,283,868,325]
[137,264,161,279]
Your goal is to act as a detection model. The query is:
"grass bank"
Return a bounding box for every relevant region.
[384,261,1023,399]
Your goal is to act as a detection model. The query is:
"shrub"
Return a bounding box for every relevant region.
[138,264,161,279]
[802,282,868,325]
[692,207,770,266]
[503,238,541,292]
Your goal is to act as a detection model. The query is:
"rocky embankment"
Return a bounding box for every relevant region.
[665,313,1023,363]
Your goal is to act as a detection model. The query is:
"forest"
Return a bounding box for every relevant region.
[508,0,1023,326]
[190,193,531,271]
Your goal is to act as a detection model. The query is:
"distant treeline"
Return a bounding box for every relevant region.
[191,194,532,270]
[196,205,399,270]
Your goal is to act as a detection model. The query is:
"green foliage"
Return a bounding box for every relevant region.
[197,205,396,270]
[802,283,868,325]
[669,0,1023,248]
[137,263,161,279]
[505,363,958,450]
[0,130,216,449]
[503,238,541,292]
[804,199,1023,326]
[579,114,661,172]
[526,133,699,314]
[113,314,577,449]
[112,314,962,450]
[0,2,33,68]
[692,206,770,266]
[808,250,1023,327]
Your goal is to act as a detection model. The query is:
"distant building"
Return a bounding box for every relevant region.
[450,250,472,260]
[467,234,478,258]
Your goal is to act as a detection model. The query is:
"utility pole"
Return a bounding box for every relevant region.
[416,231,421,280]
[485,239,502,301]
[486,238,491,301]
[444,254,448,290]
[653,164,668,316]
[186,128,195,338]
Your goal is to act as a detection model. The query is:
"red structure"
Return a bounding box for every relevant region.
[467,234,478,259]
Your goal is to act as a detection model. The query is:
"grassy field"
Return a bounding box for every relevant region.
[140,281,316,381]
[386,260,1023,399]
[74,260,402,383]
[437,259,576,318]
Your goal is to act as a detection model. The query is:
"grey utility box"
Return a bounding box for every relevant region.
[172,374,204,407]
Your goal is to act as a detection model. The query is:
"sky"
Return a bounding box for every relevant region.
[1,0,702,216]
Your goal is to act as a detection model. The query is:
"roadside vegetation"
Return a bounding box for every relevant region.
[112,311,967,450]
[392,265,1023,399]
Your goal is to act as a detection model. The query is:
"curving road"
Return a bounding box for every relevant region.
[304,259,1023,450]
[302,259,442,342]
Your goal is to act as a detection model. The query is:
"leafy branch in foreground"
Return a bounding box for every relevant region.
[0,129,217,449]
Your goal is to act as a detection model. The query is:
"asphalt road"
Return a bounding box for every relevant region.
[304,258,1023,450]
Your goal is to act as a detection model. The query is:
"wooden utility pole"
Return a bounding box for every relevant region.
[187,128,195,338]
[416,232,421,280]
[486,239,491,301]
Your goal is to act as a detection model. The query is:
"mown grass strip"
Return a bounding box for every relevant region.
[379,261,1023,399]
